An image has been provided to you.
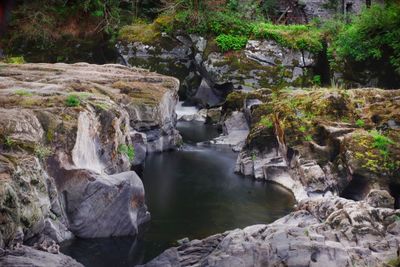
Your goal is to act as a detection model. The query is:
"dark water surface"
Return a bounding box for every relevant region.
[61,122,295,266]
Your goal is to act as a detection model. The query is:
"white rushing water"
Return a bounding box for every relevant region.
[175,101,199,120]
[72,110,104,174]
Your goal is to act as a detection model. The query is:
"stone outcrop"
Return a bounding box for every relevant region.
[118,35,317,107]
[0,245,83,267]
[0,63,180,264]
[234,88,400,203]
[142,196,400,267]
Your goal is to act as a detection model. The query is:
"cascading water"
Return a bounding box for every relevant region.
[72,109,104,174]
[175,101,199,120]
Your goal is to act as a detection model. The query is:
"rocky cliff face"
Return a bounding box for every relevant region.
[0,63,181,265]
[232,88,400,202]
[117,35,317,107]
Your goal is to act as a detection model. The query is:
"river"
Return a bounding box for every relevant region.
[61,120,295,266]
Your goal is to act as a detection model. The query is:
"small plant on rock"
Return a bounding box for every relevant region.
[118,144,135,161]
[34,145,52,160]
[370,130,394,157]
[259,116,273,128]
[215,34,248,52]
[355,119,365,128]
[65,94,81,107]
[304,135,313,142]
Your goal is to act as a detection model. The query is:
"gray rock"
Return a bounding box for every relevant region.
[0,109,44,146]
[56,169,148,238]
[366,189,395,209]
[190,34,207,53]
[194,78,222,107]
[0,245,83,267]
[245,40,315,68]
[142,197,400,267]
[212,112,249,150]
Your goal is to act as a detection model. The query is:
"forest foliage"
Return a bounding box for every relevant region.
[2,0,400,75]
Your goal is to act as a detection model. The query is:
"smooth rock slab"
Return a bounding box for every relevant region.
[0,246,83,267]
[141,196,400,267]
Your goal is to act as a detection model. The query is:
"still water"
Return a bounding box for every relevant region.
[61,121,295,266]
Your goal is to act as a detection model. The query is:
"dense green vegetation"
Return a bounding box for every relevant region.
[329,3,400,74]
[2,0,399,85]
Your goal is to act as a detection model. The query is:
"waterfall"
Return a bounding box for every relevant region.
[72,109,104,174]
[175,101,199,120]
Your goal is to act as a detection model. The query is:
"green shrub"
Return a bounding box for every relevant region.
[331,4,400,73]
[3,56,25,64]
[208,11,253,36]
[355,119,365,127]
[215,34,248,52]
[312,75,321,86]
[118,144,135,161]
[65,95,81,107]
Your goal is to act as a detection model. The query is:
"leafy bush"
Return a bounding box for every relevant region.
[207,11,253,36]
[2,56,26,64]
[312,75,321,86]
[65,95,81,107]
[331,4,400,73]
[355,119,365,127]
[215,34,248,52]
[118,144,135,161]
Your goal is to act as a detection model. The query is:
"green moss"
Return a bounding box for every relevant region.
[14,89,33,96]
[387,258,400,267]
[252,23,324,53]
[351,130,399,176]
[119,22,160,44]
[224,91,246,111]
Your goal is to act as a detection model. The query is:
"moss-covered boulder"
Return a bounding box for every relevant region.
[234,87,400,201]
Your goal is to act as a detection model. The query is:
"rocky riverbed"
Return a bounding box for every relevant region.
[143,87,400,266]
[0,62,399,267]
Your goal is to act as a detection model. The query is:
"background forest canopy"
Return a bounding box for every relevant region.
[1,0,400,78]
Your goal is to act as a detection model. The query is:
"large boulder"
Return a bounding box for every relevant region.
[52,167,148,238]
